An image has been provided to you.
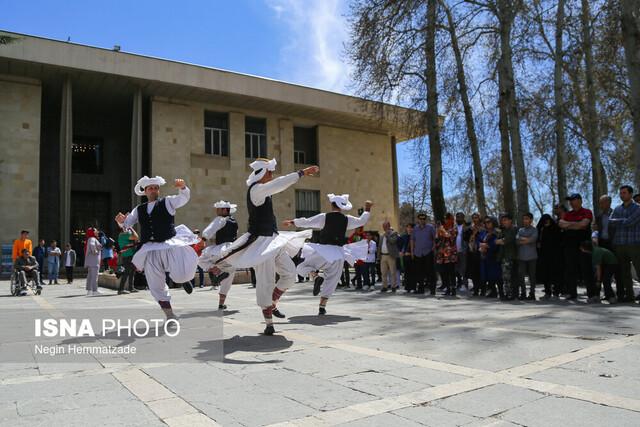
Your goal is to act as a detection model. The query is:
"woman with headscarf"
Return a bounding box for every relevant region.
[435,213,458,296]
[537,214,563,299]
[476,216,501,297]
[84,227,102,296]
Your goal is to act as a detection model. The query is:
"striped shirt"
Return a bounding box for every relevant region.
[610,201,640,245]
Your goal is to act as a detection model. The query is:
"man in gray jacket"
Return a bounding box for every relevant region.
[63,244,76,284]
[378,221,400,293]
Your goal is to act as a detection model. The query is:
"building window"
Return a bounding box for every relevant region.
[293,126,318,165]
[295,190,320,218]
[204,111,229,157]
[72,137,103,174]
[245,117,267,159]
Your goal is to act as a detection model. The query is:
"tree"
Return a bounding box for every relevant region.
[621,0,640,189]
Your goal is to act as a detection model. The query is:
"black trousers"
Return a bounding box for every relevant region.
[118,256,135,292]
[65,266,74,283]
[563,245,594,298]
[402,256,416,291]
[414,253,436,293]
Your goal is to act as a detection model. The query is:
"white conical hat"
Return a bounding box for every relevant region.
[246,158,277,186]
[213,200,237,214]
[328,193,352,211]
[134,176,166,196]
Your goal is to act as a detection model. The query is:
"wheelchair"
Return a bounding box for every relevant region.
[10,269,42,296]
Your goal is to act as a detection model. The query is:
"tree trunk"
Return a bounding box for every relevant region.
[441,0,487,216]
[554,0,568,204]
[426,0,446,221]
[580,0,608,211]
[497,0,529,222]
[498,68,516,217]
[621,0,640,190]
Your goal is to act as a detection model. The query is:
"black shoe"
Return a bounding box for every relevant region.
[218,304,227,310]
[527,294,536,301]
[438,284,447,290]
[391,287,397,293]
[272,308,286,318]
[182,282,193,294]
[313,276,324,296]
[264,325,275,335]
[129,288,138,293]
[212,272,230,286]
[380,287,388,293]
[318,307,326,315]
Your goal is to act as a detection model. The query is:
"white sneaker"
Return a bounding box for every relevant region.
[93,289,102,295]
[86,290,93,296]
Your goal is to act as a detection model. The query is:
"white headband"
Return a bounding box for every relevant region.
[213,200,237,214]
[246,158,277,186]
[134,176,166,196]
[328,193,352,211]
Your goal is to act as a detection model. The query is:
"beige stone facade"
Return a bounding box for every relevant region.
[150,97,397,234]
[0,75,41,244]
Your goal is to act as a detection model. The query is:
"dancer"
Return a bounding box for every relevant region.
[115,176,199,319]
[200,200,239,310]
[283,195,373,315]
[212,158,316,335]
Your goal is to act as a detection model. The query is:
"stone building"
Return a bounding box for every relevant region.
[0,31,422,260]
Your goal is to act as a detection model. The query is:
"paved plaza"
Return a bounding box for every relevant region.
[1,279,639,426]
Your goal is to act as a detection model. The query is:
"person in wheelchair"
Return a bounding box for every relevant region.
[14,249,42,293]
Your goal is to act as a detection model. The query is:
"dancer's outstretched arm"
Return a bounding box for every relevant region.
[164,179,190,214]
[346,200,373,230]
[251,166,319,206]
[287,213,326,229]
[202,217,227,241]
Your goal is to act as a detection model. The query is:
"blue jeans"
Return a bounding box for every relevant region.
[47,261,59,281]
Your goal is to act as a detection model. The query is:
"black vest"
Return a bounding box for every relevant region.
[247,182,278,236]
[318,212,348,246]
[215,217,238,244]
[137,198,176,243]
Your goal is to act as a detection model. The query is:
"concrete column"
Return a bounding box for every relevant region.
[59,76,72,244]
[131,88,143,206]
[391,135,400,229]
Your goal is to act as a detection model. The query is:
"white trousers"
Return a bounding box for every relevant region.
[255,248,296,308]
[218,270,236,296]
[143,246,198,302]
[297,253,343,298]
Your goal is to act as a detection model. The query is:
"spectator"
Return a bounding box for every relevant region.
[378,221,400,293]
[411,212,437,295]
[14,249,41,294]
[553,203,568,222]
[349,227,366,289]
[537,214,563,299]
[84,228,102,296]
[46,240,61,285]
[99,231,115,272]
[363,232,377,290]
[609,185,640,302]
[33,239,47,285]
[579,240,619,304]
[454,212,470,290]
[594,195,614,250]
[436,213,458,296]
[11,230,32,263]
[496,213,518,300]
[117,225,138,294]
[62,243,76,284]
[634,193,640,204]
[477,216,501,297]
[517,212,538,300]
[468,213,484,296]
[399,223,416,292]
[559,193,594,300]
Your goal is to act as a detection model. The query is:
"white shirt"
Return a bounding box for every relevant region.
[64,250,73,267]
[381,236,388,254]
[293,211,370,231]
[456,224,464,252]
[250,172,300,207]
[202,216,231,242]
[365,240,377,263]
[123,187,191,229]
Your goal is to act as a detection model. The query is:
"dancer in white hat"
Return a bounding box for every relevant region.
[212,158,316,335]
[115,176,199,319]
[199,200,239,310]
[284,195,373,315]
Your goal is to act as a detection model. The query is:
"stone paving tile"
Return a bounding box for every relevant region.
[391,405,481,426]
[328,370,428,398]
[337,412,425,426]
[500,395,640,427]
[432,384,545,418]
